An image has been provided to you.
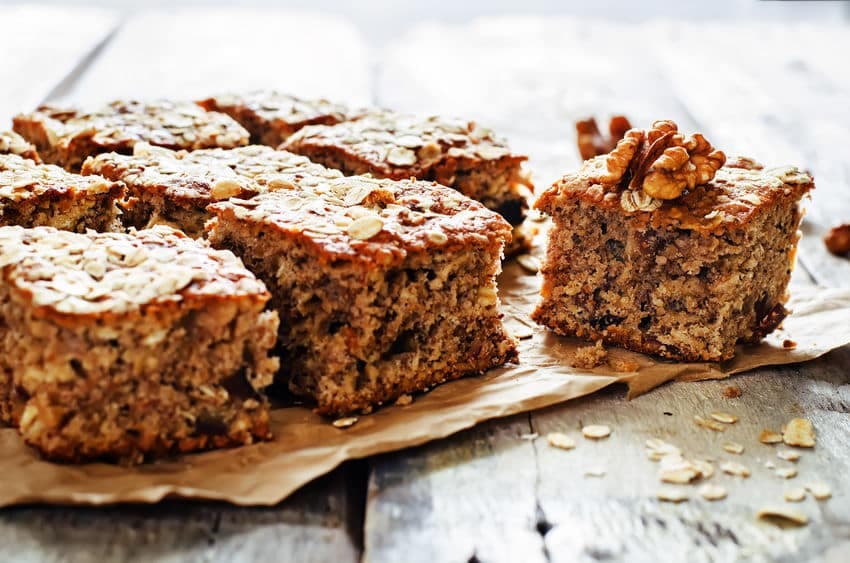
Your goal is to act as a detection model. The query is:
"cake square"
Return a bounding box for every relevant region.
[532,120,814,362]
[0,153,122,232]
[82,144,342,237]
[281,110,535,254]
[13,100,250,172]
[197,91,351,146]
[0,130,40,162]
[206,173,517,415]
[0,225,279,463]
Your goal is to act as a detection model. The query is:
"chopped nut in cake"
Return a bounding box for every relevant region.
[0,131,40,162]
[532,120,814,361]
[197,91,352,146]
[282,109,534,255]
[206,173,517,415]
[13,100,249,171]
[83,143,341,236]
[0,154,122,231]
[0,225,279,463]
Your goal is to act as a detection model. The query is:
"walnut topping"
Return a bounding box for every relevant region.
[576,115,632,160]
[596,120,726,204]
[824,224,850,257]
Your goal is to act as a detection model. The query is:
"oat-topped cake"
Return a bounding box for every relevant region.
[282,110,535,254]
[198,91,351,146]
[13,100,249,172]
[0,154,122,231]
[0,225,279,463]
[206,174,517,415]
[533,120,814,362]
[0,131,40,162]
[83,144,342,237]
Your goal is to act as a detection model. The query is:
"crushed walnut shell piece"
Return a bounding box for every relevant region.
[824,224,850,257]
[547,432,576,450]
[783,418,815,448]
[575,115,632,160]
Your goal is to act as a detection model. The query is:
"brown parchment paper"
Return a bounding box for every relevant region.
[1,261,849,508]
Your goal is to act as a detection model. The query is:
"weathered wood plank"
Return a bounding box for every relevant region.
[0,5,118,125]
[54,9,372,108]
[0,9,374,563]
[366,18,848,563]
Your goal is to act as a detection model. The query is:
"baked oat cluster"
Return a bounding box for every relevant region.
[534,120,814,361]
[0,153,122,231]
[198,91,351,146]
[0,225,278,462]
[13,100,249,171]
[0,130,40,162]
[83,143,340,236]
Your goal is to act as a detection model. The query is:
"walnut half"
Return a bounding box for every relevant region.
[576,115,632,160]
[598,120,726,201]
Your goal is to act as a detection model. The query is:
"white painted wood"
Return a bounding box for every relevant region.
[55,9,373,107]
[0,5,118,125]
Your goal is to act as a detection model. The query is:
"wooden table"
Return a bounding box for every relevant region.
[1,7,848,562]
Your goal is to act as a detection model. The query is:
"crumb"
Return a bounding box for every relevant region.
[723,385,742,399]
[782,339,797,350]
[394,394,413,406]
[824,224,850,256]
[608,357,641,372]
[572,340,607,369]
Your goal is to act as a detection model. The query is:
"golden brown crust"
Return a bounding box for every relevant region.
[536,156,814,235]
[0,131,40,163]
[13,100,249,171]
[207,174,513,268]
[0,225,269,326]
[197,91,351,146]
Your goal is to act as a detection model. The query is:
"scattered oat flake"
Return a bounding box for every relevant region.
[657,488,689,503]
[547,432,576,450]
[765,461,776,469]
[694,415,726,432]
[394,394,413,406]
[659,460,701,484]
[520,432,539,441]
[693,460,714,480]
[645,438,681,461]
[332,416,358,428]
[710,412,739,424]
[699,484,727,501]
[759,430,783,444]
[777,449,801,462]
[517,254,540,273]
[582,424,611,439]
[584,468,607,477]
[805,481,832,500]
[782,339,797,350]
[776,466,798,479]
[757,506,808,527]
[783,418,815,448]
[721,461,751,477]
[784,487,806,502]
[723,442,744,455]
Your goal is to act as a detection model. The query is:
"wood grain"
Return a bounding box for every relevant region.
[0,5,118,125]
[365,18,850,563]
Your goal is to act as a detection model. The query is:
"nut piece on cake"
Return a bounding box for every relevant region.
[282,109,535,255]
[0,130,40,162]
[532,120,814,362]
[83,143,341,236]
[0,225,279,463]
[206,174,517,415]
[197,91,352,147]
[13,100,249,172]
[0,154,123,231]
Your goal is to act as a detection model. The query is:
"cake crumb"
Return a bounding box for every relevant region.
[782,339,797,350]
[394,394,413,406]
[608,357,641,373]
[824,223,850,256]
[723,385,743,399]
[572,341,607,369]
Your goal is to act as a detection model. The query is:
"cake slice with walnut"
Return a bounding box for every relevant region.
[0,131,40,162]
[282,110,535,254]
[533,120,814,362]
[0,225,279,463]
[13,100,249,172]
[206,173,517,415]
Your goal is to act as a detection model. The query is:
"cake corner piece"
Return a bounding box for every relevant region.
[533,120,814,362]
